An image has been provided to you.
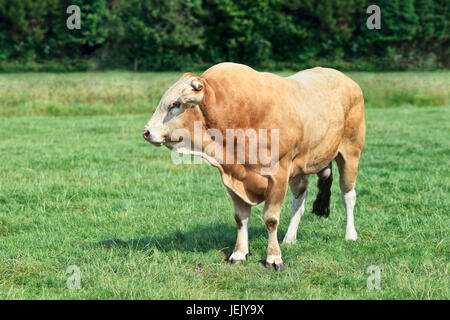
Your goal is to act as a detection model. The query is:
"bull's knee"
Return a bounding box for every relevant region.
[264,216,283,270]
[264,217,278,232]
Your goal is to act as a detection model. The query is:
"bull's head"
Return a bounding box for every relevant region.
[142,73,205,148]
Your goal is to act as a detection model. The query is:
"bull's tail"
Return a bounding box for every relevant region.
[312,165,332,217]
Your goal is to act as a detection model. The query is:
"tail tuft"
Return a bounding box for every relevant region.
[312,166,332,217]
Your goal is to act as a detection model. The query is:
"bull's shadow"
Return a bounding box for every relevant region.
[96,223,268,256]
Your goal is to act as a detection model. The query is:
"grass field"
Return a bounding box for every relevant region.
[0,71,449,299]
[0,70,448,117]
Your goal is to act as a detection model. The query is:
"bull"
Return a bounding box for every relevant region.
[143,63,365,270]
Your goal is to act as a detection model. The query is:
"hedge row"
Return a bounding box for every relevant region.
[0,0,448,71]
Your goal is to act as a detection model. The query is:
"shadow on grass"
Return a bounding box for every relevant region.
[96,223,268,256]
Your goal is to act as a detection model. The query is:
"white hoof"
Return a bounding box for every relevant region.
[345,228,358,241]
[265,254,283,268]
[282,235,297,245]
[228,251,247,263]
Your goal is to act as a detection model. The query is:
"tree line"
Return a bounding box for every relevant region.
[0,0,448,72]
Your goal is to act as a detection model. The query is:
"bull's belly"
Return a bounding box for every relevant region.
[290,117,344,176]
[291,146,338,176]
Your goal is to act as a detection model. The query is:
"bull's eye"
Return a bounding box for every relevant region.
[169,101,181,111]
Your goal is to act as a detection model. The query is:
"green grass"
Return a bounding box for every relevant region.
[0,71,448,117]
[0,71,449,299]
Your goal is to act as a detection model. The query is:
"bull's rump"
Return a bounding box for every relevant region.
[286,66,363,124]
[285,67,364,173]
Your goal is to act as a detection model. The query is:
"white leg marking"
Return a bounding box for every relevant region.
[229,215,249,262]
[229,250,247,261]
[342,188,357,240]
[266,254,283,264]
[283,190,307,244]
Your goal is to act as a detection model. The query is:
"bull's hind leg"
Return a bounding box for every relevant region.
[337,97,365,240]
[283,175,309,244]
[336,151,361,241]
[227,189,251,264]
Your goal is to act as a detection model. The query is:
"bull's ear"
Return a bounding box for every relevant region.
[191,79,203,91]
[180,78,204,107]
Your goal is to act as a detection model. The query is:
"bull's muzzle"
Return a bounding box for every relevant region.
[142,129,150,141]
[142,128,164,146]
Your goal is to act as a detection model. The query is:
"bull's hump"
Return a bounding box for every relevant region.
[201,62,260,83]
[203,62,255,75]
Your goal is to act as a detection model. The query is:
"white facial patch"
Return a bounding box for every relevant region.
[144,76,198,144]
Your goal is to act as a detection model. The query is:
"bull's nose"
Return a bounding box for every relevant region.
[142,129,150,141]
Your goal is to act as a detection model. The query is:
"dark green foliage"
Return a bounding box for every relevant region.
[0,0,448,71]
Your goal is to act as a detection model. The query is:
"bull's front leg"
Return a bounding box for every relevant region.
[227,189,251,264]
[263,174,289,270]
